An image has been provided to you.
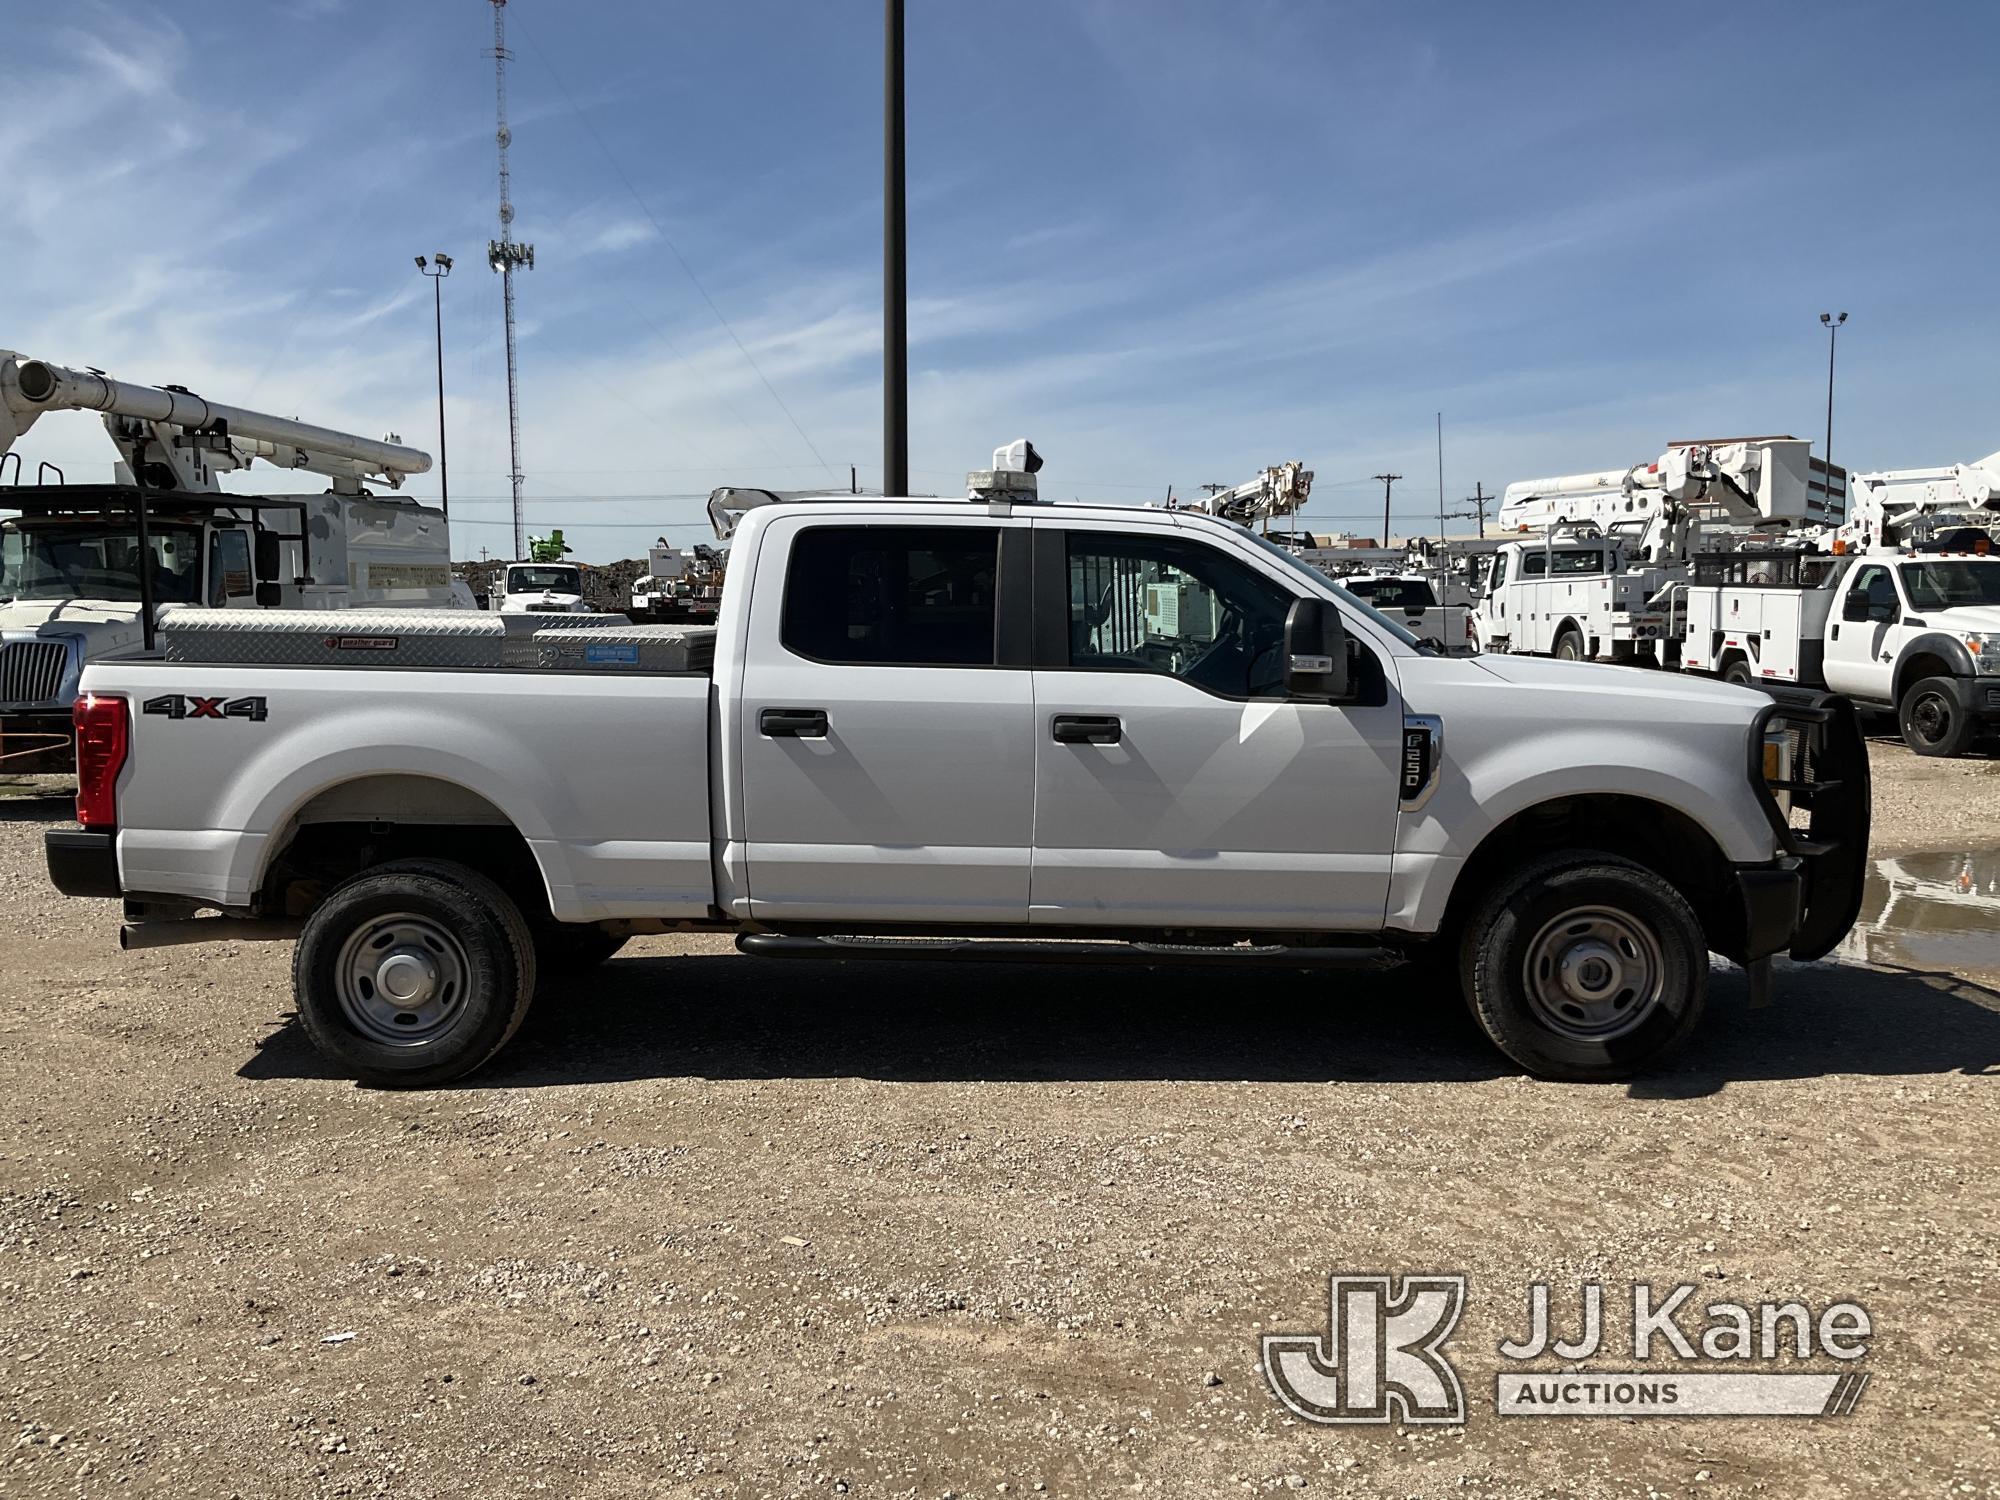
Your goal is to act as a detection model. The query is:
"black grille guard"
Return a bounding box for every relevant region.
[1750,687,1872,962]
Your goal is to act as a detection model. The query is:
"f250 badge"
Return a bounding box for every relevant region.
[143,694,269,723]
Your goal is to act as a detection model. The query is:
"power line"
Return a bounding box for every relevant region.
[1446,481,1492,539]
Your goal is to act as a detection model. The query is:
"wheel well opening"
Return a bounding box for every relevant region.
[260,776,548,923]
[1442,794,1739,956]
[1894,653,1954,704]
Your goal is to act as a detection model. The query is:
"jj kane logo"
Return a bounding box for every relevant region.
[1264,1276,1871,1425]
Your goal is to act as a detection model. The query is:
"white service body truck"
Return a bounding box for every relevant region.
[1680,547,2000,755]
[46,480,1870,1088]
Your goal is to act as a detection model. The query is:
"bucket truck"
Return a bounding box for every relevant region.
[0,349,460,770]
[629,539,726,623]
[1676,450,2000,755]
[1475,438,1814,662]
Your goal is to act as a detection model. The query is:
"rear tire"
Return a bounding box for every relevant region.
[1554,629,1585,662]
[1460,853,1706,1081]
[1723,658,1755,687]
[293,859,537,1088]
[1898,675,1976,757]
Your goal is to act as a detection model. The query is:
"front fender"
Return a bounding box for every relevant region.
[1893,632,1976,699]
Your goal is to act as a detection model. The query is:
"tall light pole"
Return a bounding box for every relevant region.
[416,254,453,517]
[883,0,908,497]
[1820,311,1847,516]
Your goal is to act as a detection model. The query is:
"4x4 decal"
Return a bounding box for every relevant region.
[142,694,269,723]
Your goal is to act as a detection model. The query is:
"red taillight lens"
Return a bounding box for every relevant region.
[74,694,129,828]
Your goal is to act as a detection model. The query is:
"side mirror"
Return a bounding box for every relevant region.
[1840,589,1870,623]
[1285,597,1353,702]
[255,582,282,609]
[254,530,282,581]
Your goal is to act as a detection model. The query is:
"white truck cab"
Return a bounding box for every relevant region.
[1474,535,1672,661]
[45,448,1872,1090]
[497,561,588,614]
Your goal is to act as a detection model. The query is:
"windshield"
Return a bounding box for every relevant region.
[0,522,205,604]
[1899,560,2000,611]
[1343,577,1438,610]
[509,565,581,593]
[1238,525,1423,649]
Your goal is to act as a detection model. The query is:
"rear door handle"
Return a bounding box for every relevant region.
[1052,714,1121,744]
[760,707,829,738]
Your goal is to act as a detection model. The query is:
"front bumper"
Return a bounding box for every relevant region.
[1739,689,1873,962]
[1929,673,2000,727]
[46,829,121,899]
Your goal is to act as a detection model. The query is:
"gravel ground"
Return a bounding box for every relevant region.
[1,742,1995,1498]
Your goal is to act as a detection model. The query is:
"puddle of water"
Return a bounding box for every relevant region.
[1828,848,2000,974]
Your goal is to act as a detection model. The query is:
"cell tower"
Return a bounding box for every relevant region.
[486,0,534,559]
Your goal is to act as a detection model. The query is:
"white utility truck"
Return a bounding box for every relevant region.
[495,560,588,614]
[1477,438,1816,662]
[0,350,458,769]
[629,540,726,623]
[1674,450,2000,755]
[45,445,1869,1088]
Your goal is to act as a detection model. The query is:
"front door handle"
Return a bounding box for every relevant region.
[760,707,829,738]
[1052,714,1121,745]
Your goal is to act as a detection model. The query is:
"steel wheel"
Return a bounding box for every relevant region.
[333,911,471,1047]
[1520,904,1664,1042]
[1909,689,1953,746]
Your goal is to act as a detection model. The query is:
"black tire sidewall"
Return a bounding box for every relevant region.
[1463,858,1706,1082]
[1555,632,1583,661]
[1899,675,1973,757]
[294,864,533,1087]
[1724,661,1754,687]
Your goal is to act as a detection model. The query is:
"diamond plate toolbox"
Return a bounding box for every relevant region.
[532,624,716,673]
[160,608,630,669]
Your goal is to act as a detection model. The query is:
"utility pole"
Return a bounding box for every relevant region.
[883,0,908,498]
[416,253,453,516]
[488,0,534,559]
[1372,473,1402,548]
[1448,481,1491,538]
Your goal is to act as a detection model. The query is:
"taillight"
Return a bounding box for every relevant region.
[74,693,129,828]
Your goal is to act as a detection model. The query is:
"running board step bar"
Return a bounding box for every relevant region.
[736,933,1402,969]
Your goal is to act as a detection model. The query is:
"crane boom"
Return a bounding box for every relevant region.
[1176,461,1313,526]
[0,350,431,492]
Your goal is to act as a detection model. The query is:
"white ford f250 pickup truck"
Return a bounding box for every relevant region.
[44,477,1871,1088]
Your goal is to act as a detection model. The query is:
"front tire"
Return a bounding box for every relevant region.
[293,859,537,1088]
[1460,853,1706,1081]
[1898,675,1976,757]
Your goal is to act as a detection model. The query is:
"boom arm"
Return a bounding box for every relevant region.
[1177,461,1314,525]
[0,350,431,493]
[1842,452,2000,551]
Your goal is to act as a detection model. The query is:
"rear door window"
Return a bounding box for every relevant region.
[782,525,999,666]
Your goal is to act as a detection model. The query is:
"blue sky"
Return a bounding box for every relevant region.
[4,0,1995,560]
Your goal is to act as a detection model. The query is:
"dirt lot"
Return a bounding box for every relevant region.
[1,745,1995,1499]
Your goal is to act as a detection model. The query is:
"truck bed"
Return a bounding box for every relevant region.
[94,647,716,922]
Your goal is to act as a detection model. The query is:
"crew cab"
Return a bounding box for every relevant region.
[44,486,1871,1088]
